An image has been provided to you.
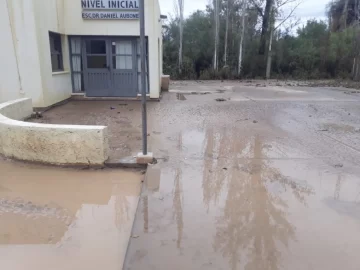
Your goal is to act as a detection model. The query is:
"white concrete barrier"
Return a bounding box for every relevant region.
[0,98,109,165]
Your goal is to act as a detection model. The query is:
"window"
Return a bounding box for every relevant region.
[70,37,84,92]
[49,32,63,72]
[112,40,133,70]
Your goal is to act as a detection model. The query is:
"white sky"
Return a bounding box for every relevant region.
[159,0,330,22]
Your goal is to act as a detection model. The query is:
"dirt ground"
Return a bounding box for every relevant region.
[13,80,360,269]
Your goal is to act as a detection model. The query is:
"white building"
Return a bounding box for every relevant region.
[0,0,163,108]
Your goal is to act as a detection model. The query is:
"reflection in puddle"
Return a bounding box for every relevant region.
[203,130,313,270]
[0,161,142,270]
[126,127,360,270]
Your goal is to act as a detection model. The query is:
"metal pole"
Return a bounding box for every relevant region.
[140,0,147,155]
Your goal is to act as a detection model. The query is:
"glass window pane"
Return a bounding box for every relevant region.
[87,56,107,68]
[71,37,82,54]
[113,56,132,69]
[73,73,83,92]
[51,54,61,71]
[49,32,63,72]
[86,40,106,54]
[112,40,132,55]
[72,55,82,72]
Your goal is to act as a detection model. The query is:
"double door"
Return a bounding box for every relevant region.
[83,38,137,97]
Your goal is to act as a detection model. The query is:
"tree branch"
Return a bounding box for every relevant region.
[275,1,302,30]
[249,0,264,17]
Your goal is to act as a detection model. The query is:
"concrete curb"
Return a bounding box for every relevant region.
[105,156,148,169]
[0,98,109,166]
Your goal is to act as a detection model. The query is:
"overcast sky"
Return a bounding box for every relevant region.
[159,0,330,22]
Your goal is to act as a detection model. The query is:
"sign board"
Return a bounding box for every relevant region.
[81,0,139,20]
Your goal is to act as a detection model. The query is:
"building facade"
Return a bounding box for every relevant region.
[0,0,163,107]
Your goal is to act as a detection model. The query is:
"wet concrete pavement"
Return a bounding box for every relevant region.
[0,157,143,270]
[24,81,360,269]
[123,82,360,270]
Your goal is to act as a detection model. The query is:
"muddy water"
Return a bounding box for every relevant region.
[0,158,142,270]
[125,127,360,270]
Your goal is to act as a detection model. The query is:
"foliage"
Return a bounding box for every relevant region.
[163,0,358,80]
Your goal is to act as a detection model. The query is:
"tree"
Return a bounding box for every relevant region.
[266,0,302,79]
[162,0,359,80]
[175,0,185,73]
[223,0,231,67]
[213,0,221,70]
[238,0,247,75]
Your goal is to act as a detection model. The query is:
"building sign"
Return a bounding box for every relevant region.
[81,0,139,20]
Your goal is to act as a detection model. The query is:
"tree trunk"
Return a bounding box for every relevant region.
[223,0,230,67]
[178,0,184,73]
[259,0,274,55]
[341,0,350,30]
[266,5,274,79]
[266,26,274,79]
[238,0,246,75]
[213,0,220,71]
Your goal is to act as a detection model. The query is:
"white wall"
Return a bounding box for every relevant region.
[0,0,44,107]
[32,0,73,107]
[0,0,22,103]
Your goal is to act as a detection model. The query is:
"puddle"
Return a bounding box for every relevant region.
[0,159,142,270]
[125,129,360,270]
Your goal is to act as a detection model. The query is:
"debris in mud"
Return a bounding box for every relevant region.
[177,93,187,100]
[216,89,226,93]
[253,120,258,124]
[318,129,329,132]
[117,112,121,114]
[30,112,43,119]
[223,167,228,170]
[309,115,312,117]
[110,107,116,110]
[236,118,249,122]
[131,235,140,239]
[152,158,158,164]
[200,92,211,95]
[216,98,226,102]
[334,164,344,168]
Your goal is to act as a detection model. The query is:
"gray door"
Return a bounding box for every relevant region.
[83,38,137,97]
[83,39,111,97]
[110,39,137,97]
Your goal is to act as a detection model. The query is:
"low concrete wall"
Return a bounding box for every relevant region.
[0,98,109,165]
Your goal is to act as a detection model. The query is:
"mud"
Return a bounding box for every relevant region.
[0,157,143,270]
[123,81,360,270]
[24,81,360,269]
